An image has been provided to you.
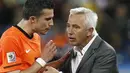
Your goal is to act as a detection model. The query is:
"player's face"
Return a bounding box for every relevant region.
[66,14,92,46]
[33,9,54,35]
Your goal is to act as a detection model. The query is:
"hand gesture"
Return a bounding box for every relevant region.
[41,40,57,62]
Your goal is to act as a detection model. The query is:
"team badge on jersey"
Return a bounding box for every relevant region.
[7,52,16,63]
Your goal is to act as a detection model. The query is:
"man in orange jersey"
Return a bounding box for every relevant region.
[0,0,65,73]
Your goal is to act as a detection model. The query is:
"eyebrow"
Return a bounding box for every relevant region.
[67,23,78,26]
[45,17,53,21]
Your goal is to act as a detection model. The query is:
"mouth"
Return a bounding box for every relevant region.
[44,28,50,32]
[45,28,50,31]
[41,28,50,35]
[68,37,76,41]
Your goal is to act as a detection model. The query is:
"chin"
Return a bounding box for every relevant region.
[40,31,48,35]
[69,42,78,46]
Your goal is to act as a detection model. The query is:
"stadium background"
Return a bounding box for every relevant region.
[0,0,130,73]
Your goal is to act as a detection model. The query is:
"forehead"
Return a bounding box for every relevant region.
[40,9,54,18]
[68,14,86,25]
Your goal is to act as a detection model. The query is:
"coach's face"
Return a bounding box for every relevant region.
[32,9,54,35]
[66,14,92,46]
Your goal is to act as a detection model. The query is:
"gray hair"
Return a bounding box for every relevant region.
[70,7,98,35]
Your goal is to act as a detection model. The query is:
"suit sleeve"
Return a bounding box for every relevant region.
[0,37,23,73]
[91,48,119,73]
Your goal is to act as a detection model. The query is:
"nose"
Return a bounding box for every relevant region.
[48,20,54,27]
[67,27,73,35]
[49,22,53,26]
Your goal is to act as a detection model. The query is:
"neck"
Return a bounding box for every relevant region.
[17,19,33,36]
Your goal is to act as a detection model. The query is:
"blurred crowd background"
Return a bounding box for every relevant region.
[0,0,130,73]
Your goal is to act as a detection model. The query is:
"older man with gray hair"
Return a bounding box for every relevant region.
[44,7,118,73]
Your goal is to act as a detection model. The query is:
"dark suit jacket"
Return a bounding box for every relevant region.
[60,36,118,73]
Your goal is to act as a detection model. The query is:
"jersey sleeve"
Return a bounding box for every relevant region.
[0,37,23,73]
[0,40,2,65]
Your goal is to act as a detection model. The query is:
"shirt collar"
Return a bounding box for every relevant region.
[73,31,98,56]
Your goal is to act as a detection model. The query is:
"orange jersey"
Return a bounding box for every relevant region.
[0,25,41,73]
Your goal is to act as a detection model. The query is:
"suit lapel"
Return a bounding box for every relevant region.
[76,36,103,73]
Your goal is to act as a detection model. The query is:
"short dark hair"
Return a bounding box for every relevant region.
[23,0,54,20]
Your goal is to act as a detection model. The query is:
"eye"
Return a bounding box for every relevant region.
[45,17,53,21]
[73,25,80,29]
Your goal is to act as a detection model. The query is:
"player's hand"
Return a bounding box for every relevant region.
[41,40,57,62]
[43,66,59,73]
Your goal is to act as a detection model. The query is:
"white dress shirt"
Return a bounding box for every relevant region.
[71,33,98,73]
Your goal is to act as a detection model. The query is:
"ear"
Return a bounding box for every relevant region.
[29,16,37,24]
[86,27,94,37]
